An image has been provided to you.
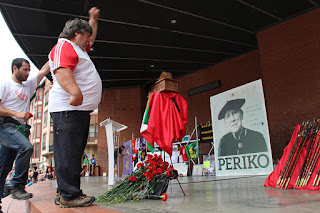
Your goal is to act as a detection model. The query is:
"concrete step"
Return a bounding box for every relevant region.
[2,181,121,213]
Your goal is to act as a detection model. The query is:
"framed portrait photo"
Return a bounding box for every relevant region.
[210,79,273,176]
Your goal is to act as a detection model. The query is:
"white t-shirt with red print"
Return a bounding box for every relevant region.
[0,75,38,124]
[48,38,102,112]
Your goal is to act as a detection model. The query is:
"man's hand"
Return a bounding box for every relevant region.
[68,93,83,106]
[88,7,100,46]
[16,112,32,122]
[89,7,100,20]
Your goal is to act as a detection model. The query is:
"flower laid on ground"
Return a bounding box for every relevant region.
[161,193,168,201]
[133,149,139,154]
[97,154,176,205]
[129,176,137,182]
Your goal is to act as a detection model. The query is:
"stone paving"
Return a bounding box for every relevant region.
[3,175,320,213]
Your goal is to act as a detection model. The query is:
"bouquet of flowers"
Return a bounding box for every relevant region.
[97,154,176,205]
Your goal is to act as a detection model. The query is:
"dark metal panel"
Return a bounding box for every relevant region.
[92,58,204,71]
[13,35,234,64]
[188,80,221,96]
[0,0,95,17]
[96,22,256,54]
[144,0,278,32]
[243,0,316,19]
[91,42,231,63]
[102,80,151,90]
[104,1,257,45]
[98,70,187,80]
[2,6,69,36]
[1,1,256,45]
[0,0,319,90]
[310,0,320,5]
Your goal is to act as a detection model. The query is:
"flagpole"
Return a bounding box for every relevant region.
[170,156,186,196]
[195,117,200,164]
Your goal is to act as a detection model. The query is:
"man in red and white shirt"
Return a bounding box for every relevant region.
[48,7,102,208]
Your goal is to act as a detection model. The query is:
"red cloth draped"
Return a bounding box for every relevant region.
[141,92,188,156]
[180,146,189,162]
[264,124,320,190]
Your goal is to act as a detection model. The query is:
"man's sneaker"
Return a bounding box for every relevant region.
[54,192,61,205]
[60,195,95,208]
[11,186,33,200]
[55,192,88,206]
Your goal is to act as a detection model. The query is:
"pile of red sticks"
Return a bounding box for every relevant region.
[276,118,320,189]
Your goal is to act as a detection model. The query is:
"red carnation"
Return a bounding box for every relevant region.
[147,174,154,180]
[161,193,168,201]
[153,154,159,161]
[129,176,137,182]
[164,162,169,167]
[143,172,149,176]
[137,163,144,168]
[157,168,163,174]
[133,149,138,154]
[28,112,33,117]
[132,156,136,162]
[152,170,158,175]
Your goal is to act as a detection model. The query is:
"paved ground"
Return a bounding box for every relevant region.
[1,193,25,213]
[3,175,320,213]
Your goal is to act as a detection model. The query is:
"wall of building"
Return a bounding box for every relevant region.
[97,8,320,174]
[97,51,262,174]
[178,50,263,156]
[257,8,320,160]
[29,85,44,167]
[97,88,147,175]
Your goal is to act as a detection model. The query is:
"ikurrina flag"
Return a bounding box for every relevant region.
[186,141,199,160]
[140,92,188,156]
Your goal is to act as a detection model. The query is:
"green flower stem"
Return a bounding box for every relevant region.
[97,158,172,205]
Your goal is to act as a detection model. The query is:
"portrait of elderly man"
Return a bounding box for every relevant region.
[218,99,267,156]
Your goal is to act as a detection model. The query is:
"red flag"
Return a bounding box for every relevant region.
[180,146,188,162]
[140,92,188,156]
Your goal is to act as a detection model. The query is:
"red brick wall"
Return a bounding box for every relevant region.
[178,50,263,158]
[97,88,146,175]
[97,51,262,173]
[257,8,320,160]
[97,8,320,174]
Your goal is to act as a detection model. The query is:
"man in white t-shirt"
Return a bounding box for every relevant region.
[48,7,102,208]
[0,58,49,209]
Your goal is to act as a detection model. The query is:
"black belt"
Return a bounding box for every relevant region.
[0,116,31,138]
[0,116,22,126]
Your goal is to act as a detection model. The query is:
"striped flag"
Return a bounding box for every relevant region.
[140,97,155,152]
[140,92,188,156]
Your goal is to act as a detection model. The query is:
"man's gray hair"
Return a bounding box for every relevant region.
[59,18,92,39]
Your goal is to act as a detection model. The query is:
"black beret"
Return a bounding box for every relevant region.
[218,99,245,120]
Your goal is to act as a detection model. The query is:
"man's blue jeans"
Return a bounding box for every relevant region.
[0,123,33,196]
